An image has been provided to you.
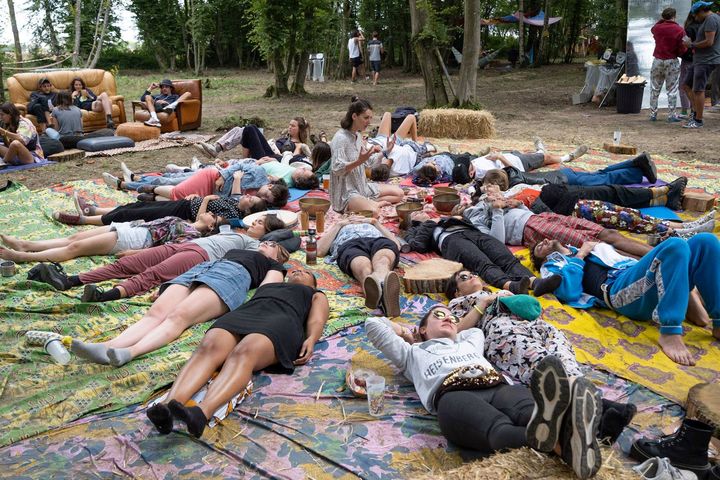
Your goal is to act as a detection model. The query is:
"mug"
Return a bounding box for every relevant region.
[1,260,16,277]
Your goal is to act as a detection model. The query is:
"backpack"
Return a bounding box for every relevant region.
[391,107,418,133]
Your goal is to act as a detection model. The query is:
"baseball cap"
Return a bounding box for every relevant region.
[690,1,713,14]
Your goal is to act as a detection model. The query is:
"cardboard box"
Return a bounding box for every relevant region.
[682,191,716,212]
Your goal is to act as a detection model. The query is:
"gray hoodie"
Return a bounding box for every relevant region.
[462,202,534,246]
[365,317,494,414]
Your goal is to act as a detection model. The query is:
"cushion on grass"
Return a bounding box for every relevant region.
[76,136,135,152]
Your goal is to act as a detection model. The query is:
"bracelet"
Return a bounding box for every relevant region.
[473,304,485,316]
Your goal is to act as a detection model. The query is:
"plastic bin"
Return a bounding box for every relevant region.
[615,82,646,114]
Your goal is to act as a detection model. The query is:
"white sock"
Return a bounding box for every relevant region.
[560,154,571,162]
[150,112,159,121]
[166,102,178,110]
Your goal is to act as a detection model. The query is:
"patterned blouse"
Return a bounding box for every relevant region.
[189,197,240,220]
[132,216,202,245]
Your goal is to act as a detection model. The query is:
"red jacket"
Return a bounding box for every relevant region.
[652,20,688,59]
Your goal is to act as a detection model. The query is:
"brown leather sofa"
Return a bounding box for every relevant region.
[7,69,126,132]
[132,79,202,132]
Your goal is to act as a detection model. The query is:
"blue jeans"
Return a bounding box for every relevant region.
[124,172,195,191]
[561,159,643,186]
[608,234,720,335]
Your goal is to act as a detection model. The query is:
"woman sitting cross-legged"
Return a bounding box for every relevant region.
[0,102,44,166]
[71,240,290,366]
[146,267,329,438]
[366,307,604,479]
[0,214,217,263]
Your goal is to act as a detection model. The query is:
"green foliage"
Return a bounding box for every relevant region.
[216,114,267,131]
[128,0,184,67]
[95,44,160,70]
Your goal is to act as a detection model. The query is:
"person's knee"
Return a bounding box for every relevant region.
[597,229,620,243]
[194,333,225,357]
[164,310,194,329]
[9,139,24,150]
[687,232,720,253]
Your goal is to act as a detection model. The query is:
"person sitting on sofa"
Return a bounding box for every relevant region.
[69,77,115,129]
[0,102,44,166]
[26,78,57,133]
[136,79,192,128]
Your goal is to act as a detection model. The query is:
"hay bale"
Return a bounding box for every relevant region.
[419,108,496,139]
[418,446,640,480]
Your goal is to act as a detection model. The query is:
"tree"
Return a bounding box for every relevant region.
[409,0,449,107]
[85,0,113,67]
[6,0,23,61]
[72,0,81,66]
[454,0,481,107]
[129,0,184,70]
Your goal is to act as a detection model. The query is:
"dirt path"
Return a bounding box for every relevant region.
[4,64,717,190]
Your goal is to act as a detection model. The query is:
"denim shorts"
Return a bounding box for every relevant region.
[165,259,252,311]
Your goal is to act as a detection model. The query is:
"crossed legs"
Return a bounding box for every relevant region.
[0,141,35,165]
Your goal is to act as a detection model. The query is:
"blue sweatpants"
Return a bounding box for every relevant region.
[608,234,720,335]
[561,159,643,186]
[124,172,195,191]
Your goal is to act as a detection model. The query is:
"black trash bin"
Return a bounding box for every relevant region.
[615,82,646,114]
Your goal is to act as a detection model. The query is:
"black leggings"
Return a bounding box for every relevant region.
[241,125,276,159]
[441,229,533,288]
[27,102,51,124]
[436,384,534,452]
[540,184,653,216]
[101,200,193,224]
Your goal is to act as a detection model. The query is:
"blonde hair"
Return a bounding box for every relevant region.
[277,245,290,264]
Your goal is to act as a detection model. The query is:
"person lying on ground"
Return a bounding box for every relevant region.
[457,188,652,258]
[28,215,285,302]
[70,240,289,367]
[243,156,320,190]
[316,215,402,316]
[330,97,404,215]
[0,214,217,263]
[366,310,604,479]
[444,270,637,444]
[69,77,115,129]
[366,111,436,180]
[56,192,267,227]
[26,78,57,133]
[196,123,289,160]
[403,211,561,296]
[135,79,192,128]
[0,102,44,166]
[531,235,720,366]
[479,151,660,193]
[146,267,328,438]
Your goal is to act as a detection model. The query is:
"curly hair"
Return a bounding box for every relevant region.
[268,181,290,208]
[294,172,320,190]
[370,164,390,182]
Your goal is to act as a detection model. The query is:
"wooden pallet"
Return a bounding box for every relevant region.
[47,149,85,163]
[602,143,637,155]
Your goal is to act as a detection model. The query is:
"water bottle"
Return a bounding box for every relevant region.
[45,338,71,365]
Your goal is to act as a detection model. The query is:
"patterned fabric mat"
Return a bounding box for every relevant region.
[84,132,214,157]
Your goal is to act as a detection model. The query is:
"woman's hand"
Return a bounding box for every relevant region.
[359,144,381,162]
[293,338,316,365]
[185,193,200,199]
[386,134,396,153]
[204,194,220,201]
[71,90,80,99]
[233,171,244,180]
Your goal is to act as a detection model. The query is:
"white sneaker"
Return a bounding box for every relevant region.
[533,136,546,153]
[190,156,203,170]
[568,145,588,161]
[165,163,185,173]
[633,457,697,480]
[144,118,161,128]
[120,162,133,183]
[102,172,120,190]
[193,142,219,159]
[681,209,716,228]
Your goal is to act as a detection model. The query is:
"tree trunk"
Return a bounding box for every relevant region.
[41,0,61,56]
[291,50,309,94]
[154,49,169,71]
[518,0,524,67]
[71,0,81,65]
[266,49,290,97]
[564,0,583,63]
[454,0,481,107]
[615,0,628,50]
[409,0,448,107]
[333,0,351,79]
[6,0,23,62]
[86,0,111,68]
[537,0,550,65]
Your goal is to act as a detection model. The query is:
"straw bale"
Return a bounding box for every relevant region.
[418,446,640,480]
[419,108,496,139]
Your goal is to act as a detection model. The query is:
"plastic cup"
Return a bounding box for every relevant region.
[219,224,232,234]
[366,375,385,416]
[44,338,71,365]
[322,175,330,190]
[613,130,622,146]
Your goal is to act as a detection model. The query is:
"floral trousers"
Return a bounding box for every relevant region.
[573,199,670,235]
[650,58,681,117]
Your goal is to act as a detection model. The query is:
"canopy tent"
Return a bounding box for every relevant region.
[481,10,562,27]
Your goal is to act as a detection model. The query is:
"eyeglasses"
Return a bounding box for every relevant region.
[457,273,478,282]
[432,309,459,324]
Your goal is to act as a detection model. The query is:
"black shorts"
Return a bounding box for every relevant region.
[336,237,399,276]
[351,56,363,68]
[685,63,718,92]
[510,151,545,172]
[77,100,95,111]
[371,61,381,73]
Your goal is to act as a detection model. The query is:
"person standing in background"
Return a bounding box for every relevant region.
[348,29,365,83]
[367,32,385,86]
[679,13,702,117]
[649,7,687,122]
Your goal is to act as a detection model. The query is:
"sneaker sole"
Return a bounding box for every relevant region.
[364,276,381,310]
[564,377,602,479]
[381,271,401,317]
[526,355,571,452]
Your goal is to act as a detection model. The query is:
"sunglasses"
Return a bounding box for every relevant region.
[432,309,459,324]
[261,240,278,248]
[457,273,478,282]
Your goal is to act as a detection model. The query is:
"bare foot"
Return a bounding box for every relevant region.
[686,290,711,327]
[658,334,696,366]
[0,234,24,251]
[0,246,21,262]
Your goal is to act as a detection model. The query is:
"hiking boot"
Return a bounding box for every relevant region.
[630,418,713,475]
[632,152,658,184]
[81,284,104,302]
[73,192,95,216]
[559,377,603,479]
[633,457,697,480]
[363,275,381,310]
[102,172,121,190]
[144,118,162,128]
[526,355,571,453]
[194,142,219,159]
[380,271,401,317]
[52,211,82,225]
[27,262,73,290]
[666,177,688,211]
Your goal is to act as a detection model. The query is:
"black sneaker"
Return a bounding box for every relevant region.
[137,193,156,202]
[560,377,603,479]
[81,284,104,302]
[666,176,688,211]
[632,152,658,184]
[27,262,72,290]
